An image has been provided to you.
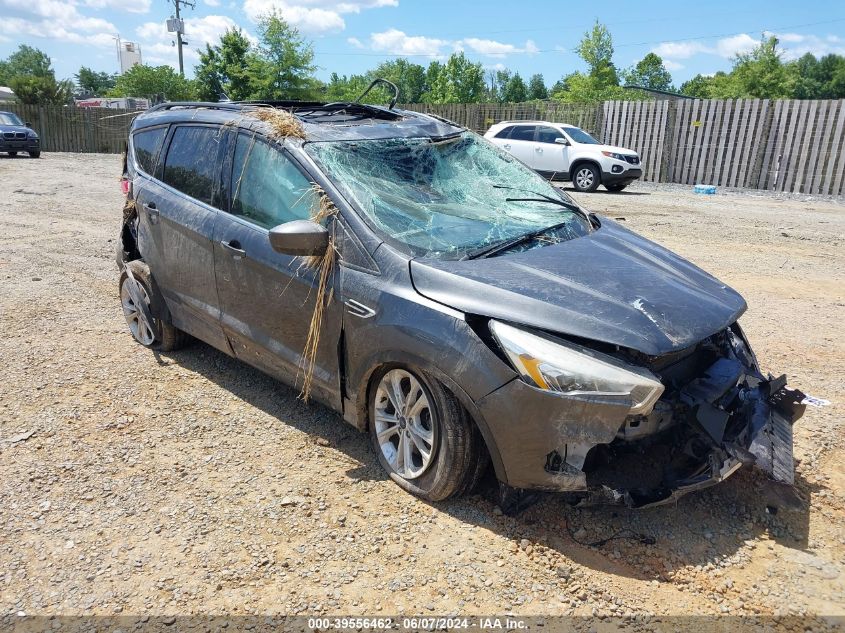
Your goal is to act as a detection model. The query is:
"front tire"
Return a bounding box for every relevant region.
[605,183,628,192]
[572,164,600,192]
[369,366,487,501]
[7,151,17,157]
[119,260,187,351]
[29,151,40,158]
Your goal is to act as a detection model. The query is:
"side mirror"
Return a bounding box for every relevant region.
[554,137,569,146]
[25,122,32,128]
[269,219,329,257]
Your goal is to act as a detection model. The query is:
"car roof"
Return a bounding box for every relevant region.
[131,101,464,143]
[492,120,576,128]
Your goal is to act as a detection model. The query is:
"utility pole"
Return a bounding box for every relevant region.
[168,0,194,76]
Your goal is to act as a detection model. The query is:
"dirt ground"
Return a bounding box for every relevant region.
[1,153,843,619]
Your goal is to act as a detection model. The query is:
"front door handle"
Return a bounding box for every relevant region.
[221,239,245,259]
[535,147,543,153]
[142,201,159,224]
[503,143,511,150]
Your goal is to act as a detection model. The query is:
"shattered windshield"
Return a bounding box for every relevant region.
[565,127,601,145]
[305,133,591,259]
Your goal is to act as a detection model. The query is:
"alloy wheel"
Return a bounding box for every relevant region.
[374,369,437,479]
[120,277,155,346]
[576,168,594,189]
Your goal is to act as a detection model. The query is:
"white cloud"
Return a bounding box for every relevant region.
[0,0,117,47]
[368,28,449,57]
[715,33,757,58]
[653,31,845,66]
[663,59,684,71]
[347,36,364,48]
[242,0,396,34]
[137,14,255,68]
[361,29,541,59]
[459,38,538,58]
[204,0,221,5]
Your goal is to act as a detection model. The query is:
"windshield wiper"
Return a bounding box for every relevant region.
[461,221,574,260]
[493,184,583,214]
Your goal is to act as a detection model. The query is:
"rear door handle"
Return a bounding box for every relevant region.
[535,147,543,153]
[142,201,159,224]
[221,240,245,259]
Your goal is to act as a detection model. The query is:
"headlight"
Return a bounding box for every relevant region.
[27,132,38,139]
[601,151,625,161]
[489,320,664,415]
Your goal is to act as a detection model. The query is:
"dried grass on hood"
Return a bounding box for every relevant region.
[249,107,306,140]
[298,185,339,402]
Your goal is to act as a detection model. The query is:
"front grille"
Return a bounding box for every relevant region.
[2,132,26,139]
[624,155,640,165]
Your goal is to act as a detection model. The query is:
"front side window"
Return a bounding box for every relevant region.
[230,133,314,230]
[132,127,167,175]
[564,127,601,145]
[162,126,222,206]
[536,126,564,144]
[509,126,537,142]
[306,133,590,260]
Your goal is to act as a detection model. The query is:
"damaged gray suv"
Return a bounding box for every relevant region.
[117,93,805,511]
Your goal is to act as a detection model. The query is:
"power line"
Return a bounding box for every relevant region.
[312,16,845,58]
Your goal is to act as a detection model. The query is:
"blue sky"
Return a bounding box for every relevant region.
[1,0,844,89]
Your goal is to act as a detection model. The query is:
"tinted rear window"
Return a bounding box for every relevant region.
[132,127,167,175]
[494,126,514,139]
[162,126,221,206]
[509,126,536,141]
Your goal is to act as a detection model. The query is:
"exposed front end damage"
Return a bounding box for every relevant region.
[477,324,805,508]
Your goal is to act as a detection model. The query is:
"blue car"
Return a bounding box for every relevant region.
[0,111,40,157]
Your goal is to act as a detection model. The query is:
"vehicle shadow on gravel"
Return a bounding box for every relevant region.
[162,340,820,583]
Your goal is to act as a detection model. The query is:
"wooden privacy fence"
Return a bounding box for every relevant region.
[2,103,139,154]
[3,99,844,194]
[411,99,845,195]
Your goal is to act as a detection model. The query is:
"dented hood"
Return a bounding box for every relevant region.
[410,219,746,356]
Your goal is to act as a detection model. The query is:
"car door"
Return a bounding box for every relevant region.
[533,125,570,178]
[213,130,342,408]
[133,123,230,352]
[500,125,539,168]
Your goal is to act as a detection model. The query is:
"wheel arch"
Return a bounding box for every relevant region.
[351,350,507,482]
[569,158,603,182]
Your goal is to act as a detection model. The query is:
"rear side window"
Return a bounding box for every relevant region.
[230,133,314,229]
[494,126,514,139]
[509,126,536,141]
[536,126,564,144]
[162,126,221,206]
[132,127,167,175]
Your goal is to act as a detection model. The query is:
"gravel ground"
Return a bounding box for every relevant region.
[1,153,843,618]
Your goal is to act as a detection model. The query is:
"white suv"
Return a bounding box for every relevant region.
[484,121,642,192]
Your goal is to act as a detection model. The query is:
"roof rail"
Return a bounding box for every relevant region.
[146,101,255,114]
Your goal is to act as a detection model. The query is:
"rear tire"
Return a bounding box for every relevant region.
[369,366,485,501]
[605,183,628,192]
[572,163,600,192]
[29,151,40,158]
[119,260,188,352]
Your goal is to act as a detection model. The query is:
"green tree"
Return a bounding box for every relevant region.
[370,58,426,103]
[502,72,528,102]
[622,53,673,91]
[247,13,318,100]
[577,20,619,87]
[9,75,73,104]
[729,36,792,98]
[527,73,548,100]
[0,44,53,83]
[75,66,117,96]
[194,28,253,101]
[427,53,485,103]
[110,64,197,100]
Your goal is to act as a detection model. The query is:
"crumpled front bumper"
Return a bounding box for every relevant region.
[476,335,805,508]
